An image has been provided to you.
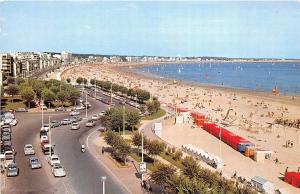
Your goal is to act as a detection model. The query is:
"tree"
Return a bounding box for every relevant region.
[76,77,83,85]
[5,84,19,101]
[66,78,71,83]
[7,77,15,84]
[173,150,183,161]
[41,88,56,103]
[119,86,128,95]
[146,97,160,114]
[90,79,95,85]
[127,88,136,98]
[126,108,140,130]
[131,131,148,155]
[177,176,209,194]
[182,156,200,179]
[146,139,166,158]
[30,79,45,98]
[83,78,88,85]
[150,162,176,188]
[115,141,131,165]
[57,90,69,102]
[20,86,35,107]
[136,89,150,102]
[50,86,60,94]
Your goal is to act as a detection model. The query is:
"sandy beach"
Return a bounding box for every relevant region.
[62,63,300,193]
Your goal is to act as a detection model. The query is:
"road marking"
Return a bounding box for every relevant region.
[86,130,132,194]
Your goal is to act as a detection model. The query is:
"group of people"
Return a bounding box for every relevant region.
[275,118,300,129]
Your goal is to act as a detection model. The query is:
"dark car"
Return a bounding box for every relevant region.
[50,120,61,128]
[55,107,66,112]
[15,108,28,112]
[40,130,48,138]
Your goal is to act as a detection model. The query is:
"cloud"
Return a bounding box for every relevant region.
[83,25,91,30]
[126,2,137,9]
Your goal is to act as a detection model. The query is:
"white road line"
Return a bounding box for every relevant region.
[86,130,132,194]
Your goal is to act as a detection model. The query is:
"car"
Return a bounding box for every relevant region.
[15,108,28,112]
[1,134,11,141]
[52,163,66,177]
[47,155,60,166]
[85,120,96,127]
[2,141,12,152]
[40,124,50,132]
[40,135,48,143]
[97,126,107,132]
[42,144,54,155]
[91,114,100,121]
[40,105,47,110]
[119,101,126,105]
[70,122,80,130]
[51,120,61,128]
[61,118,72,125]
[9,119,18,126]
[1,126,11,133]
[70,111,80,116]
[98,111,105,116]
[4,150,14,168]
[24,144,35,155]
[28,156,42,169]
[75,106,85,110]
[70,116,82,123]
[40,130,48,138]
[96,96,102,101]
[7,163,19,177]
[55,107,66,112]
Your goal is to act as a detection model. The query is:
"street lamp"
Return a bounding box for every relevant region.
[85,93,88,119]
[101,176,107,194]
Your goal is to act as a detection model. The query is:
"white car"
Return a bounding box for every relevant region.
[85,120,96,127]
[70,111,80,116]
[40,135,48,143]
[70,122,80,130]
[61,118,72,125]
[91,114,100,121]
[28,156,42,169]
[24,144,35,155]
[40,124,50,132]
[40,105,47,110]
[98,111,105,116]
[47,155,61,166]
[75,106,85,110]
[52,163,66,177]
[10,119,18,126]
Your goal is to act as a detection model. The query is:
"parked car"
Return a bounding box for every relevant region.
[55,107,66,112]
[1,133,11,141]
[51,120,61,128]
[47,155,60,166]
[91,114,100,121]
[15,108,28,112]
[1,125,11,133]
[40,105,47,110]
[4,150,14,168]
[7,163,19,177]
[24,144,35,155]
[28,156,42,169]
[52,163,66,177]
[70,122,80,130]
[96,96,102,101]
[85,120,96,127]
[70,111,80,116]
[10,119,18,126]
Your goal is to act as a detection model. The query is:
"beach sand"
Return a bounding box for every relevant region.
[62,63,300,192]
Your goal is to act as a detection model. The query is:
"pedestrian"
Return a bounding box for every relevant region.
[102,147,104,154]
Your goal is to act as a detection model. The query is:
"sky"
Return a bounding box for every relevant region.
[0,1,300,58]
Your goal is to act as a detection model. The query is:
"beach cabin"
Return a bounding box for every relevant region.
[251,176,274,194]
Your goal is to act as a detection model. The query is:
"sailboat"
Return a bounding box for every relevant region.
[178,68,181,73]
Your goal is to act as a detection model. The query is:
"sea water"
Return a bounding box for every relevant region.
[135,62,300,94]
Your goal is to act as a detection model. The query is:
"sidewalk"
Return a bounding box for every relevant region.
[88,130,145,194]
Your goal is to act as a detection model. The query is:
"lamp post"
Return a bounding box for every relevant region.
[101,176,107,194]
[141,130,144,185]
[49,116,52,156]
[85,93,88,119]
[123,105,125,136]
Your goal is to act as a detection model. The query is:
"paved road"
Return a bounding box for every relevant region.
[3,94,130,194]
